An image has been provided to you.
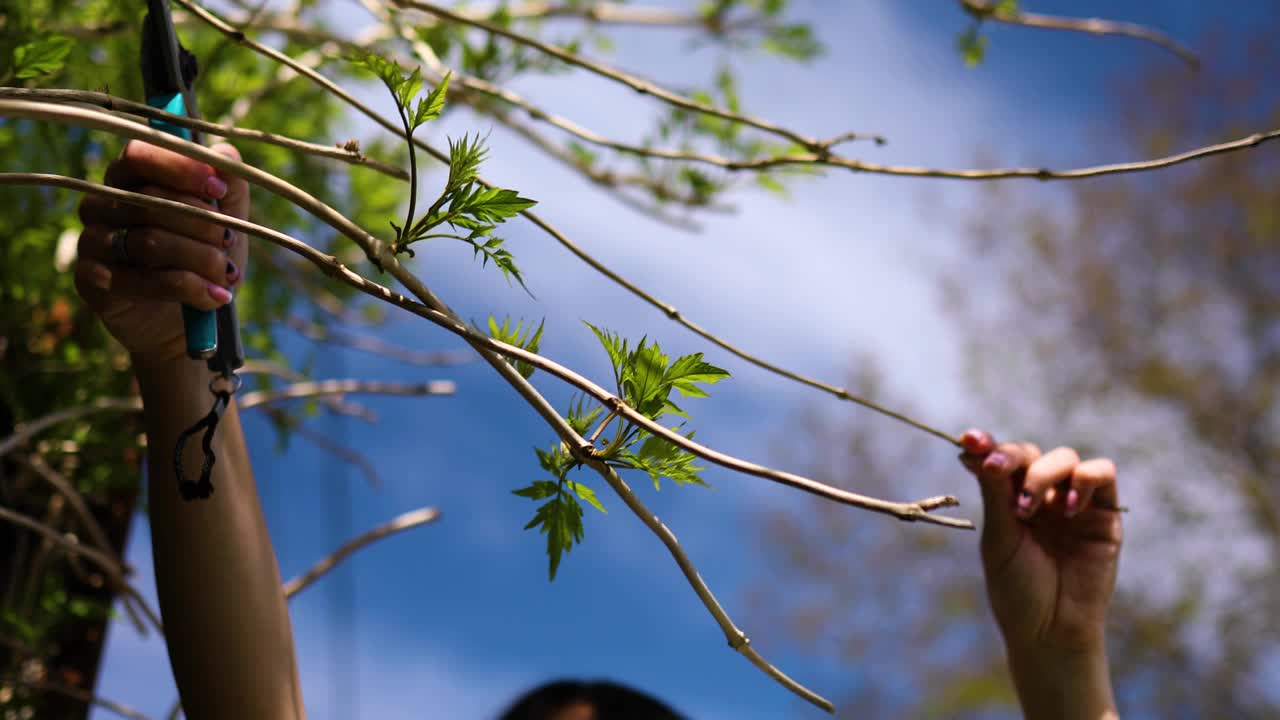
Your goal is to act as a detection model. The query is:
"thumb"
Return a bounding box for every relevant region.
[209,143,250,221]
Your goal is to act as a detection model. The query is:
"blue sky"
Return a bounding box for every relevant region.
[91,2,1278,718]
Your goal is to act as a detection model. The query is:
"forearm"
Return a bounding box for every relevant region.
[136,357,305,720]
[1006,643,1117,720]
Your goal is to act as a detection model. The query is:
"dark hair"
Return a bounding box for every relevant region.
[499,679,686,720]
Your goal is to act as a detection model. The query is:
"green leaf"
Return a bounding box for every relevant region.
[958,25,988,67]
[567,480,606,513]
[620,432,708,490]
[453,187,538,223]
[521,492,585,580]
[447,133,490,191]
[584,322,628,387]
[566,395,604,437]
[488,316,544,378]
[414,71,451,127]
[13,36,73,80]
[623,339,669,415]
[513,480,560,500]
[664,353,730,399]
[397,66,423,111]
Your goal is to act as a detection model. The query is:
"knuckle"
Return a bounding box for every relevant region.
[1051,446,1081,463]
[201,245,227,279]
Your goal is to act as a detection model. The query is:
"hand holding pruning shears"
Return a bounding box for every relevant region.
[74,0,245,498]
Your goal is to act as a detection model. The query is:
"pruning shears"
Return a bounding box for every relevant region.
[142,0,244,499]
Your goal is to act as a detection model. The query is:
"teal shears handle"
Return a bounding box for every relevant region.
[145,91,218,359]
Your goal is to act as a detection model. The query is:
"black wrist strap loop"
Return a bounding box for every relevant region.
[175,387,231,501]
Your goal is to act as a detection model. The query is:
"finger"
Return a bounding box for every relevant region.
[959,428,995,457]
[105,263,233,311]
[1021,446,1080,518]
[74,256,119,313]
[81,186,231,249]
[209,143,250,221]
[80,225,238,287]
[1067,457,1117,517]
[104,140,228,201]
[973,440,1040,554]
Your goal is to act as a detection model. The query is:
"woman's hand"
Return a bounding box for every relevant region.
[74,140,249,366]
[959,429,1122,718]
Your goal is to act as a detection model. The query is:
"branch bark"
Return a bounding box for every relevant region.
[959,0,1200,69]
[282,506,441,598]
[0,170,974,529]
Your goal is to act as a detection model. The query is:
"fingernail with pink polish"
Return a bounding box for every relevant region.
[1016,490,1033,516]
[205,175,228,199]
[984,452,1009,474]
[207,283,232,304]
[1065,489,1080,517]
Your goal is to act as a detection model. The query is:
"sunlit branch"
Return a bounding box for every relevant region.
[0,172,973,528]
[0,88,408,181]
[283,506,441,597]
[239,360,380,422]
[238,378,457,408]
[390,0,875,153]
[2,170,968,713]
[168,5,955,444]
[959,0,1199,69]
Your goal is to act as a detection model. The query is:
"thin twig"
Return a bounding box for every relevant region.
[392,0,872,153]
[590,460,835,713]
[283,507,441,597]
[0,173,973,528]
[15,454,151,634]
[0,88,408,180]
[960,0,1199,70]
[238,378,457,408]
[0,505,163,634]
[0,397,142,458]
[238,360,380,422]
[152,8,956,442]
[263,407,385,488]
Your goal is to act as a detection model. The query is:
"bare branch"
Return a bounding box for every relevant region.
[0,505,163,634]
[284,315,474,367]
[17,454,117,565]
[2,169,972,709]
[283,507,441,597]
[0,173,972,528]
[960,0,1200,70]
[239,360,380,422]
[162,9,955,443]
[12,453,159,632]
[261,407,385,488]
[590,461,835,713]
[0,88,408,180]
[238,378,456,409]
[0,397,141,459]
[390,0,873,153]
